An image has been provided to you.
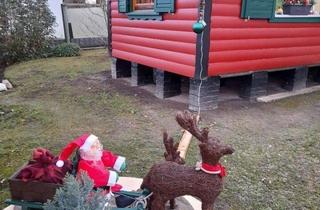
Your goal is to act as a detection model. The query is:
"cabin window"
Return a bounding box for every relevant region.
[134,0,155,10]
[241,0,320,22]
[118,0,175,21]
[274,0,320,20]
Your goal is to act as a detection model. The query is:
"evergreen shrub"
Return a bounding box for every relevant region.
[52,43,81,57]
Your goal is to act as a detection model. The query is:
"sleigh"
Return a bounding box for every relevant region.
[5,137,192,210]
[5,190,151,210]
[5,111,231,210]
[5,151,153,210]
[5,172,152,210]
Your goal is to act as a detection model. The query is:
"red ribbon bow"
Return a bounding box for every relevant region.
[17,148,72,184]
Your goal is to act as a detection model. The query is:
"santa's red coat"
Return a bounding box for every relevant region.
[77,150,124,187]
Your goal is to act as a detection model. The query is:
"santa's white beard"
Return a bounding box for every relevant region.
[80,149,103,161]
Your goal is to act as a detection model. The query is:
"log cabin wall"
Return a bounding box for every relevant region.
[209,0,320,76]
[111,0,199,77]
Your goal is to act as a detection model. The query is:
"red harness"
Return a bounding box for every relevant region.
[200,163,227,178]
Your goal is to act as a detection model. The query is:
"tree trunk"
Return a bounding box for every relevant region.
[0,63,5,82]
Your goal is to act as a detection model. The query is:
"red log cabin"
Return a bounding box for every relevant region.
[109,0,320,110]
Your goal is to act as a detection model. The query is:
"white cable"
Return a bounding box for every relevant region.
[197,0,206,117]
[197,31,204,116]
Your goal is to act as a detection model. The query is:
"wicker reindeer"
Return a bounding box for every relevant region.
[141,111,234,210]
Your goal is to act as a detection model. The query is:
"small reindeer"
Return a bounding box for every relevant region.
[141,111,234,210]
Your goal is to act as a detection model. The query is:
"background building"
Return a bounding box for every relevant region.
[48,0,65,39]
[48,0,108,48]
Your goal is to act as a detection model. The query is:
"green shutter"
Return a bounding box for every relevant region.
[118,0,130,13]
[241,0,274,19]
[154,0,175,13]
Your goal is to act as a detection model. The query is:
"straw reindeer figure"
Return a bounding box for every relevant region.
[141,111,234,210]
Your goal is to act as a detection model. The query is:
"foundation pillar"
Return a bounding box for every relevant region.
[131,63,154,87]
[189,77,220,111]
[155,70,181,99]
[282,67,308,91]
[240,71,268,101]
[111,58,131,79]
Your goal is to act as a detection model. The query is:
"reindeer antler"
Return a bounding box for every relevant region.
[176,110,208,143]
[163,131,185,164]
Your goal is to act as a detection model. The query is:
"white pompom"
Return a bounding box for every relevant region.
[56,160,64,167]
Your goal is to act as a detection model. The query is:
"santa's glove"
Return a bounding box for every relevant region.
[107,171,119,186]
[120,162,127,172]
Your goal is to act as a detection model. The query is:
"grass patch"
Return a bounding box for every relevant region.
[0,104,56,206]
[273,91,320,109]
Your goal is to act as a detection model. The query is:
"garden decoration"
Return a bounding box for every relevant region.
[284,0,315,6]
[8,148,72,203]
[141,110,234,210]
[56,133,126,191]
[44,173,109,210]
[17,148,71,184]
[283,0,316,15]
[192,0,207,34]
[43,173,153,210]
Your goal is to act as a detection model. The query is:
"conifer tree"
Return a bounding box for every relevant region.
[44,173,109,210]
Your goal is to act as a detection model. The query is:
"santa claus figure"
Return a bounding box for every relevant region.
[56,133,126,190]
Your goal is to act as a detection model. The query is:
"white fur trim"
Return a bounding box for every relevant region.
[56,160,64,168]
[80,134,98,151]
[113,156,125,172]
[200,167,221,175]
[107,171,118,186]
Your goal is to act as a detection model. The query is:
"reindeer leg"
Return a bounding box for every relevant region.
[169,199,176,209]
[201,201,214,210]
[147,194,154,210]
[150,193,166,210]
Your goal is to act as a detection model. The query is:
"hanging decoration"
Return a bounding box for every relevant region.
[192,0,207,34]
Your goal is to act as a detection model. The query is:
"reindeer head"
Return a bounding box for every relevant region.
[176,111,234,165]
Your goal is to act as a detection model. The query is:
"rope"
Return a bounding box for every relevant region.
[103,191,153,209]
[194,0,207,164]
[196,0,206,118]
[197,31,204,117]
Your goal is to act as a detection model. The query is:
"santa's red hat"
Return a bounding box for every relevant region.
[56,133,98,167]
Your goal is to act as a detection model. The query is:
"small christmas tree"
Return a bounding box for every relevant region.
[44,173,108,210]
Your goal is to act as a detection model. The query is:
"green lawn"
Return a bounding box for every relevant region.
[0,49,319,209]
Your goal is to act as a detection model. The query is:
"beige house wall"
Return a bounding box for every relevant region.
[66,7,107,38]
[315,0,320,13]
